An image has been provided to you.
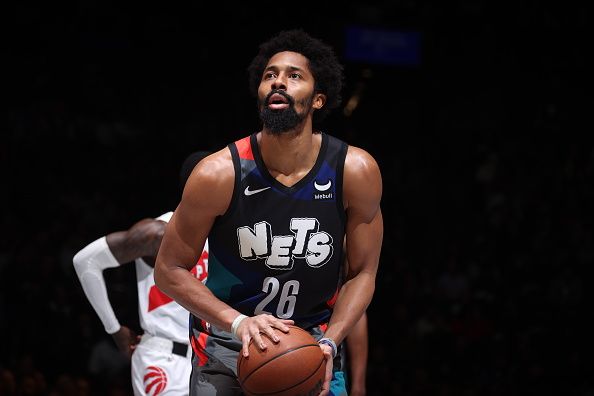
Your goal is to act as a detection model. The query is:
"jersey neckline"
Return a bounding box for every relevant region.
[249,132,329,195]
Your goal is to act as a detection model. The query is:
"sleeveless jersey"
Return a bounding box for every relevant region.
[136,211,209,344]
[192,132,347,340]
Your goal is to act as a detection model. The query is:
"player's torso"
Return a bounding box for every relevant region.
[205,132,347,329]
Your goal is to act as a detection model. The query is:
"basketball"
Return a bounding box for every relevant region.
[237,325,326,396]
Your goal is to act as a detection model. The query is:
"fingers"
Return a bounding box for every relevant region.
[318,345,333,396]
[323,362,332,395]
[241,334,250,358]
[277,319,295,332]
[236,314,296,356]
[261,326,281,343]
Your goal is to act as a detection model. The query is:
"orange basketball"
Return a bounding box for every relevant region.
[237,325,326,396]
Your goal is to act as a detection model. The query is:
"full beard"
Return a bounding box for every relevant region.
[258,91,313,135]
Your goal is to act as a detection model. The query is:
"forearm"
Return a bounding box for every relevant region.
[154,263,240,332]
[323,273,374,345]
[346,313,368,392]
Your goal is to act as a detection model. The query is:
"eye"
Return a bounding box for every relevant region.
[263,72,277,80]
[289,73,302,79]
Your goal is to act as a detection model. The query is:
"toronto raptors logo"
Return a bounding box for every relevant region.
[144,366,168,395]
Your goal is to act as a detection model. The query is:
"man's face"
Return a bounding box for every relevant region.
[257,51,323,134]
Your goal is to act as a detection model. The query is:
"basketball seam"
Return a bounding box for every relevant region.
[244,352,325,395]
[236,326,313,375]
[239,344,324,393]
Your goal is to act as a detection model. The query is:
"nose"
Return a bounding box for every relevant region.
[271,73,287,90]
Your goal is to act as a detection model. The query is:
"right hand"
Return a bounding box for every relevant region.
[111,326,140,359]
[235,314,294,357]
[317,342,334,396]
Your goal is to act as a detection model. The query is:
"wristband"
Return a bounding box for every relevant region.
[231,314,248,338]
[318,337,337,359]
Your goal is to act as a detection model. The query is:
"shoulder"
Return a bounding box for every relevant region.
[185,147,233,189]
[198,147,233,173]
[343,145,382,212]
[344,145,382,183]
[181,146,235,216]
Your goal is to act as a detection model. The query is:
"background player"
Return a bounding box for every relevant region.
[72,151,211,396]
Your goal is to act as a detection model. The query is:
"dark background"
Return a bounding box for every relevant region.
[1,1,592,395]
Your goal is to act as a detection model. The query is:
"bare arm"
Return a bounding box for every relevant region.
[155,150,238,327]
[324,146,383,346]
[346,312,368,396]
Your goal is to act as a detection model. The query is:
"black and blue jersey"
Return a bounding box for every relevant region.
[210,132,348,327]
[190,132,348,370]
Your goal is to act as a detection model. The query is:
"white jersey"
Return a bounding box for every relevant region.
[135,211,209,344]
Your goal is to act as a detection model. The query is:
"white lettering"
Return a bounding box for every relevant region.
[290,218,318,256]
[237,218,333,268]
[237,221,271,259]
[314,193,333,200]
[306,232,333,267]
[266,236,295,269]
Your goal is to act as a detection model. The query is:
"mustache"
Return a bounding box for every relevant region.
[264,90,295,106]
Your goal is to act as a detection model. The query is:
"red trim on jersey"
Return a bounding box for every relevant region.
[191,332,210,367]
[201,318,209,330]
[148,286,173,312]
[326,286,340,308]
[235,136,253,160]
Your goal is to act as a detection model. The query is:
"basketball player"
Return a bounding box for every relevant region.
[155,29,383,396]
[72,151,211,396]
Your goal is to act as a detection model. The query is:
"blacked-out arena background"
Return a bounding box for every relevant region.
[1,2,592,395]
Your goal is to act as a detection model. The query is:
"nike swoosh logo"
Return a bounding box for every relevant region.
[244,186,271,196]
[314,180,332,191]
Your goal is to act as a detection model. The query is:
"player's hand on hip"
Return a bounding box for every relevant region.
[111,325,139,359]
[236,314,294,357]
[318,343,334,396]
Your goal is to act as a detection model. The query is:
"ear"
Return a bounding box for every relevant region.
[312,93,326,110]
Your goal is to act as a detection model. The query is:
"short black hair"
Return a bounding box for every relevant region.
[179,150,211,193]
[247,29,344,127]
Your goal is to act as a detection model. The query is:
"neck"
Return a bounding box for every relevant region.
[257,127,321,182]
